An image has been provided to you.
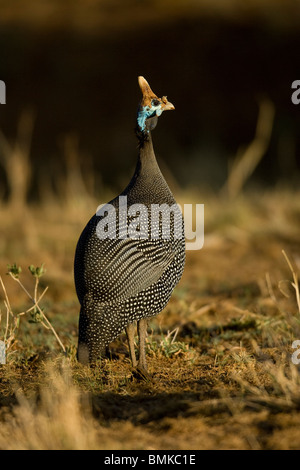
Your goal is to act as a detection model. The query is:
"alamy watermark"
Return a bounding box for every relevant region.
[291,80,300,105]
[0,80,6,104]
[291,340,300,365]
[0,340,6,364]
[96,196,204,250]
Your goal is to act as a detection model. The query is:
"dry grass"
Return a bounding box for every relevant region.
[0,186,300,450]
[0,361,100,450]
[222,99,275,199]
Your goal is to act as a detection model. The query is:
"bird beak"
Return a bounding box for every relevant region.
[161,97,175,111]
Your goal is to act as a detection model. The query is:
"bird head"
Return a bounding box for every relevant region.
[136,76,175,134]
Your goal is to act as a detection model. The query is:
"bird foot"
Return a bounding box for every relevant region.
[132,366,152,382]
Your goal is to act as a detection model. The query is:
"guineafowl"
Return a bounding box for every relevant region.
[74,76,185,373]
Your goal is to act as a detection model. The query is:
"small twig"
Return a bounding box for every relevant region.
[35,303,65,350]
[34,276,38,305]
[165,327,179,344]
[8,273,31,299]
[6,270,66,353]
[0,275,13,342]
[282,250,300,315]
[223,98,275,199]
[0,274,13,314]
[265,272,278,305]
[35,285,49,304]
[16,286,48,317]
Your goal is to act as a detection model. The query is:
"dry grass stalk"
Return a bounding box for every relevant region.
[0,110,35,209]
[0,274,26,352]
[0,361,101,450]
[223,98,275,199]
[60,133,95,206]
[0,266,65,356]
[8,269,65,353]
[281,250,300,315]
[265,250,300,317]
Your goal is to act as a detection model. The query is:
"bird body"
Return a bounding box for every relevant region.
[74,77,185,370]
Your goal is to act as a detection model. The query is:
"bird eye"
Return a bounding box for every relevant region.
[151,99,160,107]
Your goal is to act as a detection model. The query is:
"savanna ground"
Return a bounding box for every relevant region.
[0,187,300,450]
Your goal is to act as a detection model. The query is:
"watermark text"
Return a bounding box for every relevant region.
[291,80,300,105]
[96,197,204,250]
[0,80,6,104]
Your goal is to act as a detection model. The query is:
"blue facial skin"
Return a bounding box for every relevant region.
[137,104,163,132]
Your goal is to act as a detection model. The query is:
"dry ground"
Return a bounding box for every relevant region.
[0,188,300,450]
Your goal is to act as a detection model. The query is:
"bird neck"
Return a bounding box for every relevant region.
[124,130,174,205]
[136,132,161,179]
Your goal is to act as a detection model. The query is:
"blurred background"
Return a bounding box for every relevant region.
[0,0,299,205]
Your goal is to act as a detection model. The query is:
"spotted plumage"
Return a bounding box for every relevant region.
[74,77,185,371]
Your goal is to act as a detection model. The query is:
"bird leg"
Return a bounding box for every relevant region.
[137,318,148,372]
[125,322,137,367]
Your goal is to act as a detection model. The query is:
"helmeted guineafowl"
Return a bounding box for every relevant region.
[74,76,185,372]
